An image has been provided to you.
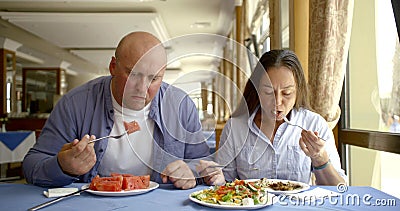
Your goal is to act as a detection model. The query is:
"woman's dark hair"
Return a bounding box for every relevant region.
[233,49,310,117]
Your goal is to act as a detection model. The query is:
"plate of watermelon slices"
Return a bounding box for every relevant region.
[83,173,159,196]
[82,181,159,196]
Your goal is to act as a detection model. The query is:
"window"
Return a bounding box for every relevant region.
[340,0,400,198]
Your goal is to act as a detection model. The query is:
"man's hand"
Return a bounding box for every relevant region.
[196,160,226,186]
[160,160,196,189]
[57,134,97,176]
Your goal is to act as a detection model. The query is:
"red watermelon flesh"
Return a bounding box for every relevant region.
[90,173,150,191]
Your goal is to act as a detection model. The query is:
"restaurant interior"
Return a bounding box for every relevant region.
[0,0,400,205]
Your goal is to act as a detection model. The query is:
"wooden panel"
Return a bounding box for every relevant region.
[0,50,6,117]
[5,118,47,138]
[215,123,225,150]
[0,49,16,117]
[339,129,400,154]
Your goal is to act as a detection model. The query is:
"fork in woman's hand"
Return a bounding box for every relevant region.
[282,116,327,142]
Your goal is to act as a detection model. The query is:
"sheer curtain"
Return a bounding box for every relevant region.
[308,0,354,129]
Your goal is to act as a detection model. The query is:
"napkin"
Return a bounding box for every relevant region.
[286,187,340,202]
[43,188,80,198]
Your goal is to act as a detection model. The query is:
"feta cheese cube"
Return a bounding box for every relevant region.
[242,198,254,206]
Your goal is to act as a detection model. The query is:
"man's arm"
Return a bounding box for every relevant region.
[23,96,80,187]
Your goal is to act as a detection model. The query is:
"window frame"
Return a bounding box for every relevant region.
[339,44,400,173]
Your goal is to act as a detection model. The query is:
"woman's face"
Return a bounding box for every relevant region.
[258,66,297,121]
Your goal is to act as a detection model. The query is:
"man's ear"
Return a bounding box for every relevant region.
[109,56,117,76]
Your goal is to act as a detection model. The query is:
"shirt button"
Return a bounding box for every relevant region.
[99,149,104,153]
[110,110,114,113]
[106,126,111,130]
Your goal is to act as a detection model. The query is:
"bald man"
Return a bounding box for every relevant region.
[23,32,225,189]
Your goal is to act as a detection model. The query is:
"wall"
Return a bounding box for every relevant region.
[66,73,100,92]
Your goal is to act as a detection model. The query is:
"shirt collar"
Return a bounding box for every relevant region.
[247,106,272,143]
[247,105,260,135]
[247,105,295,144]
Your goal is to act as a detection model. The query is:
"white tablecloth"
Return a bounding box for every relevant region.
[0,131,35,164]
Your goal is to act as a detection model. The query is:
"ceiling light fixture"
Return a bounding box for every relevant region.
[190,22,211,29]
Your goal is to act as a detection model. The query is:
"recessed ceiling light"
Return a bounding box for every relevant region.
[190,22,211,29]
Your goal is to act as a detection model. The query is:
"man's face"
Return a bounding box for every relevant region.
[110,48,166,111]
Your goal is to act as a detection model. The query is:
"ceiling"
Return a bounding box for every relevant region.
[0,0,237,84]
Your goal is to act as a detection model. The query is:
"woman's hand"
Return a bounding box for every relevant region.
[161,160,196,189]
[196,160,226,186]
[299,130,329,166]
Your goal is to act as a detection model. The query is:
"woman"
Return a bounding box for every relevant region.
[216,50,346,185]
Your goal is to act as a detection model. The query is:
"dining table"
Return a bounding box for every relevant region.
[0,182,398,211]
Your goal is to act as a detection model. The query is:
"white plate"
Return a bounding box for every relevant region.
[263,179,310,194]
[189,191,276,210]
[82,181,159,196]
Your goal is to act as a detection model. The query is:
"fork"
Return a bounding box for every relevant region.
[282,116,327,142]
[88,130,128,144]
[200,165,259,173]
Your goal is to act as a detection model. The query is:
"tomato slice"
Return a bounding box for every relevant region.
[216,186,234,195]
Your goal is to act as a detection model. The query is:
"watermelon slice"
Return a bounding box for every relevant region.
[89,175,123,191]
[90,173,150,191]
[95,180,123,192]
[123,121,140,134]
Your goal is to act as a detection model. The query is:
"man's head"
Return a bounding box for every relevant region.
[109,31,167,110]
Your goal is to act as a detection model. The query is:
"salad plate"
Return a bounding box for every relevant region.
[189,179,276,209]
[263,179,310,194]
[189,191,275,209]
